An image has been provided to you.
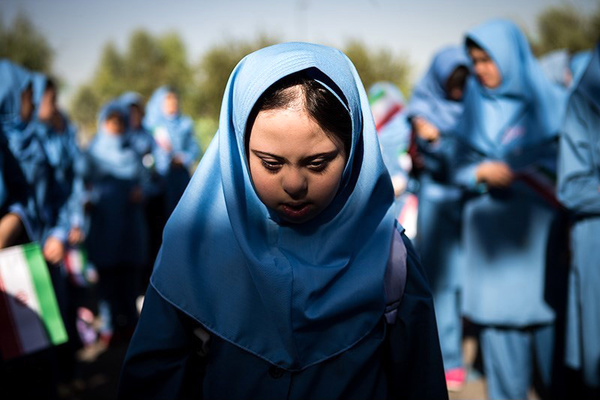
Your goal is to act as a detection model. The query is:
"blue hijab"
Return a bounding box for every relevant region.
[87,100,141,180]
[456,19,566,159]
[406,46,468,133]
[539,49,570,87]
[573,44,600,112]
[151,42,396,371]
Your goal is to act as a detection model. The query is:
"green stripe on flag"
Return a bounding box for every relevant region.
[23,243,68,346]
[368,88,385,105]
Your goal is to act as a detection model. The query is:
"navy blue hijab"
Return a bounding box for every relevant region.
[150,42,396,371]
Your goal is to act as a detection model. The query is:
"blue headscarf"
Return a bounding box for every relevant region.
[151,42,396,370]
[570,50,593,89]
[573,44,600,112]
[87,99,140,180]
[0,59,32,130]
[539,49,570,87]
[118,91,144,130]
[455,19,566,159]
[406,46,469,133]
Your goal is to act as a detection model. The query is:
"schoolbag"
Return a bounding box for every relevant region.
[384,227,408,324]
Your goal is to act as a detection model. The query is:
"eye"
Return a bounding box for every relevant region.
[261,159,282,172]
[307,160,328,173]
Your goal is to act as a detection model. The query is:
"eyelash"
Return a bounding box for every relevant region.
[259,159,330,174]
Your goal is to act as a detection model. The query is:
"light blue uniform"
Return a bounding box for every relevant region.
[405,46,469,372]
[557,43,600,390]
[143,87,200,216]
[83,101,150,269]
[120,42,447,400]
[453,20,567,400]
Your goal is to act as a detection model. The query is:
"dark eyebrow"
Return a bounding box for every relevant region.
[251,150,286,162]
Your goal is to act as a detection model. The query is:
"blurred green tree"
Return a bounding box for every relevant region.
[342,40,412,98]
[532,3,600,55]
[70,29,193,136]
[0,12,53,73]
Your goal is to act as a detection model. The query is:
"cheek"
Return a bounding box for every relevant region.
[249,160,279,206]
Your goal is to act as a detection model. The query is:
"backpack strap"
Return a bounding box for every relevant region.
[384,227,408,324]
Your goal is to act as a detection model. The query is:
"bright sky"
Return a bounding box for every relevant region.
[1,0,593,101]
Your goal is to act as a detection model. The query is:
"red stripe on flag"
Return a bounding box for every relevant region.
[375,104,403,132]
[0,272,23,359]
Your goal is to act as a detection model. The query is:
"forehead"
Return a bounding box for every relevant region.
[249,108,339,154]
[469,47,492,60]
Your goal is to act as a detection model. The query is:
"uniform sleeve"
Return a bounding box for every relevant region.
[385,233,448,400]
[118,284,206,400]
[557,93,600,216]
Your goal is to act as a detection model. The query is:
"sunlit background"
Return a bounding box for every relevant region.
[2,0,598,148]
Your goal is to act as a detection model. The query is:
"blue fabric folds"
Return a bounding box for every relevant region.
[150,42,397,370]
[406,46,468,133]
[455,19,566,161]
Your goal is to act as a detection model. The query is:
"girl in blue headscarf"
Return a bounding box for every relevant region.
[0,61,35,247]
[453,20,567,400]
[118,91,164,293]
[405,45,469,391]
[143,86,200,217]
[83,100,152,341]
[119,42,447,400]
[557,42,600,396]
[0,61,62,252]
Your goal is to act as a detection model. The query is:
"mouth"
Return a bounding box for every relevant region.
[280,202,312,221]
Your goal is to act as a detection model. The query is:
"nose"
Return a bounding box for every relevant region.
[282,168,308,199]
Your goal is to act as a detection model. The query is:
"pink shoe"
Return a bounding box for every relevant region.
[445,367,466,392]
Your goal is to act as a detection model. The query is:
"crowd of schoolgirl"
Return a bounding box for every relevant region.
[0,58,200,397]
[0,16,599,400]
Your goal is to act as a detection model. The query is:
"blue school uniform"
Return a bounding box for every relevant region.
[84,100,151,335]
[405,46,468,372]
[557,43,600,389]
[31,72,81,242]
[119,42,447,400]
[143,87,199,215]
[453,20,567,400]
[83,101,149,269]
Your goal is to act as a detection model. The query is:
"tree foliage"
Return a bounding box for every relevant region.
[192,35,278,121]
[0,12,53,73]
[532,3,600,55]
[342,40,412,98]
[70,30,193,135]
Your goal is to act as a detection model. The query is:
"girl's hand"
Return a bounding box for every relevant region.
[413,117,441,142]
[0,213,24,249]
[43,236,65,265]
[476,161,514,188]
[68,227,85,245]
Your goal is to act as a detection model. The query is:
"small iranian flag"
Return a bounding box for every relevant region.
[0,243,68,360]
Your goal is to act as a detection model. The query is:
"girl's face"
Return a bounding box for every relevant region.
[38,88,57,122]
[20,86,34,122]
[468,47,502,89]
[104,114,125,135]
[162,92,179,116]
[248,105,347,224]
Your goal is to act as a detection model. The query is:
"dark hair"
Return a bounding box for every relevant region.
[445,65,469,96]
[45,77,56,93]
[465,37,482,51]
[246,71,352,157]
